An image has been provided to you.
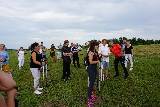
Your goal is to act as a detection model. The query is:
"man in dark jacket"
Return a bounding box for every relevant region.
[61,40,72,81]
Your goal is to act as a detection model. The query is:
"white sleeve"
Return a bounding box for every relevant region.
[98,47,101,54]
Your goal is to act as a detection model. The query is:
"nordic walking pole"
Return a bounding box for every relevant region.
[45,64,48,79]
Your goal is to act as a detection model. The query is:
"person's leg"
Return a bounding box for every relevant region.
[120,57,128,78]
[31,68,40,90]
[66,61,71,79]
[129,54,133,70]
[6,89,17,107]
[114,58,119,77]
[73,56,76,67]
[125,54,129,68]
[88,66,95,99]
[22,59,24,67]
[76,56,80,68]
[62,61,66,79]
[18,58,21,69]
[106,62,110,79]
[0,95,7,107]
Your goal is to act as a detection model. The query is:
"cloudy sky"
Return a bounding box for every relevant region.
[0,0,160,49]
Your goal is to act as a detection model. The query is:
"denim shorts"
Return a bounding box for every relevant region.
[101,61,109,69]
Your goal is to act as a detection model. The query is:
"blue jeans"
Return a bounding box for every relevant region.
[87,64,97,99]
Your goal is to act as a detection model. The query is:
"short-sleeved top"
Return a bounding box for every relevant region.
[0,51,9,65]
[18,51,24,59]
[110,44,123,58]
[71,47,78,56]
[62,46,71,61]
[30,51,42,68]
[98,44,110,62]
[125,45,133,54]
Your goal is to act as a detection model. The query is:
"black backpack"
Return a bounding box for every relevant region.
[83,52,89,66]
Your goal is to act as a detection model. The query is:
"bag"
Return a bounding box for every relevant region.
[83,53,89,66]
[2,64,11,72]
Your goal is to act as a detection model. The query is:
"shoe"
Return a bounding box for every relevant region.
[123,73,129,79]
[34,90,42,95]
[129,67,133,71]
[87,99,94,107]
[91,95,97,102]
[37,87,43,91]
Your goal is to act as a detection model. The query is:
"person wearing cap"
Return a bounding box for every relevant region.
[110,40,129,79]
[61,40,72,81]
[98,39,110,80]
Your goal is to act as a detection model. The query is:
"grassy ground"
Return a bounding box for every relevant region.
[8,44,160,107]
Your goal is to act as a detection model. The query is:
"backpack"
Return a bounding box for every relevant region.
[83,52,89,66]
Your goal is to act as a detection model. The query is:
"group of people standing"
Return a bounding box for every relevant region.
[29,41,81,94]
[86,38,134,106]
[0,37,134,107]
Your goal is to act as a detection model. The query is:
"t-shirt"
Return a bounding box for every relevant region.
[110,44,122,58]
[18,51,24,59]
[98,44,110,62]
[0,51,9,65]
[125,45,133,54]
[62,46,71,61]
[71,47,78,56]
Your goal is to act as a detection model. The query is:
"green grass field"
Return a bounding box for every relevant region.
[8,44,160,107]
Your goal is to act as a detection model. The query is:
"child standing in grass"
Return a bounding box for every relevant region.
[17,47,25,70]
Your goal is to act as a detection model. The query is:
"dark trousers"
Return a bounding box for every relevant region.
[73,55,80,67]
[62,60,71,79]
[87,64,97,99]
[114,56,128,75]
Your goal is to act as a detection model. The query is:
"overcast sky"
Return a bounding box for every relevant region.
[0,0,160,49]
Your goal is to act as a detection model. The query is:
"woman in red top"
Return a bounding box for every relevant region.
[110,40,128,79]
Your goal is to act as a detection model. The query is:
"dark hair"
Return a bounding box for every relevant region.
[89,40,99,52]
[31,42,39,51]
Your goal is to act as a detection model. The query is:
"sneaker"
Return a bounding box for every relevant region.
[34,90,42,95]
[129,67,133,71]
[37,87,43,91]
[87,99,94,107]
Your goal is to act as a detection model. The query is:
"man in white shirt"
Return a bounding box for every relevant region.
[98,39,110,80]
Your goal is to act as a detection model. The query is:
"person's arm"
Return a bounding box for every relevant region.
[63,52,72,56]
[131,46,134,56]
[88,52,99,64]
[5,52,9,61]
[0,71,16,91]
[31,52,41,65]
